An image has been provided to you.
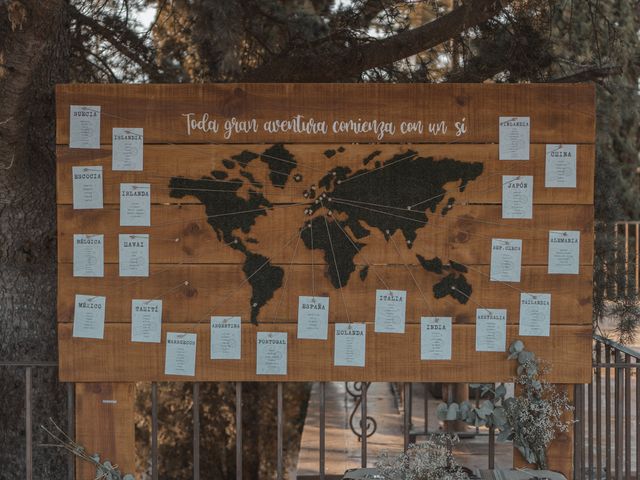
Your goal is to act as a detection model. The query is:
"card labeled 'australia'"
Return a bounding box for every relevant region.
[476,309,507,352]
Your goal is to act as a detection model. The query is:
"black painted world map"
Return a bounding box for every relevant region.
[169,145,484,323]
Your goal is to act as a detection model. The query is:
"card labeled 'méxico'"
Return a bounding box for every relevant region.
[69,105,100,149]
[72,166,103,209]
[73,294,106,339]
[131,299,162,343]
[256,332,287,375]
[421,317,452,360]
[73,234,104,278]
[210,316,242,360]
[519,293,551,337]
[164,332,197,376]
[499,116,530,160]
[120,183,151,226]
[490,238,522,282]
[545,144,577,188]
[334,323,366,367]
[548,230,580,274]
[112,128,144,171]
[502,175,533,219]
[476,309,507,352]
[119,234,149,277]
[374,289,406,333]
[297,296,329,339]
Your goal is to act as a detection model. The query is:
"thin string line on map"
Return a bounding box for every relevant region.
[320,201,351,324]
[449,286,495,316]
[387,233,436,316]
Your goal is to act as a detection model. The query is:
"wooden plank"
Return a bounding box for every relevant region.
[58,323,592,383]
[75,383,136,479]
[57,203,594,266]
[55,83,595,144]
[57,264,592,324]
[56,143,595,205]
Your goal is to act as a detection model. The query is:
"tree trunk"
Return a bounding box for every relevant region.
[0,1,69,478]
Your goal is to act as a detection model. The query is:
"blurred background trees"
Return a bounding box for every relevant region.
[2,1,640,478]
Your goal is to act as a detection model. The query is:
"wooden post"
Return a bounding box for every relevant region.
[75,383,136,479]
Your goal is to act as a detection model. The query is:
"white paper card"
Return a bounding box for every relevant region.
[120,183,151,226]
[73,234,104,277]
[499,116,530,160]
[256,332,287,375]
[334,323,366,367]
[73,294,106,339]
[545,144,577,188]
[374,289,407,333]
[72,166,103,209]
[490,238,522,282]
[421,317,452,360]
[69,105,101,149]
[112,128,144,171]
[164,332,197,376]
[548,230,580,274]
[519,293,551,337]
[119,234,149,277]
[297,296,329,339]
[210,316,242,360]
[131,299,162,343]
[502,175,533,219]
[476,309,507,352]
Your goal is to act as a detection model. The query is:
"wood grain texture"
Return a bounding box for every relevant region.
[75,383,136,479]
[58,323,592,383]
[57,264,592,325]
[57,203,594,266]
[55,83,595,144]
[56,143,595,205]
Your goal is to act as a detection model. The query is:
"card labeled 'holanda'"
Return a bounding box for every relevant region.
[334,323,366,367]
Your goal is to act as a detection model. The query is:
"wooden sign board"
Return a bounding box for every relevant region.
[56,83,594,383]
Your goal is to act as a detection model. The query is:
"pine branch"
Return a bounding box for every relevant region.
[246,0,514,81]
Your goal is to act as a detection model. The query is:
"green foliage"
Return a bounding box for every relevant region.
[436,341,573,469]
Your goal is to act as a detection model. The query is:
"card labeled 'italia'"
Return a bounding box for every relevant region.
[210,316,242,360]
[164,332,197,376]
[69,105,101,149]
[73,294,106,339]
[72,166,103,209]
[297,296,329,339]
[112,128,144,171]
[421,317,452,360]
[256,332,287,375]
[334,323,366,367]
[374,289,406,333]
[131,299,162,343]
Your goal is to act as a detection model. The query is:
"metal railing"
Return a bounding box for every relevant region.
[611,221,640,297]
[574,335,640,479]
